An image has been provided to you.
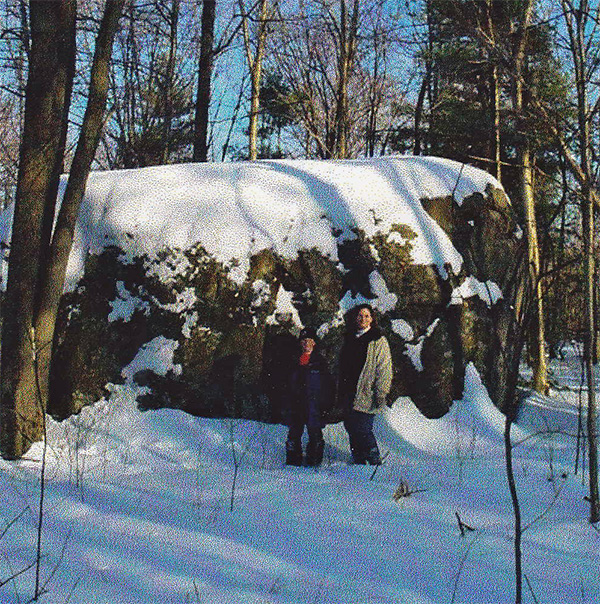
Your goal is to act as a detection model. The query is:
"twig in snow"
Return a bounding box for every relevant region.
[40,529,73,596]
[63,577,82,604]
[0,507,31,541]
[455,512,476,537]
[524,574,542,604]
[30,326,49,602]
[450,532,481,604]
[0,558,41,588]
[522,477,567,533]
[369,451,389,481]
[392,479,427,500]
[193,578,202,603]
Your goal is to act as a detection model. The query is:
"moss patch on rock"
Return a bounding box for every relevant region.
[51,183,523,425]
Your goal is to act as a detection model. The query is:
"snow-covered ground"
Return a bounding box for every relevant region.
[0,347,598,604]
[0,157,595,602]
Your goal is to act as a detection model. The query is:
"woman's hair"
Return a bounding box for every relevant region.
[345,303,378,332]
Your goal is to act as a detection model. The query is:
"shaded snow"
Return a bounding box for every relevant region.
[0,352,597,604]
[2,157,594,604]
[450,276,503,307]
[404,318,441,372]
[391,319,414,341]
[121,336,181,381]
[266,284,303,329]
[108,281,151,322]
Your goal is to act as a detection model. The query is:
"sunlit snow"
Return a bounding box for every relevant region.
[0,158,596,604]
[0,349,597,604]
[40,155,504,291]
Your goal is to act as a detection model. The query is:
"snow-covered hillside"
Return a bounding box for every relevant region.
[0,348,597,604]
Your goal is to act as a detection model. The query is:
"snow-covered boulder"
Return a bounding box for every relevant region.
[44,156,521,420]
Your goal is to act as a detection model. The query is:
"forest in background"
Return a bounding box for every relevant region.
[0,0,598,517]
[1,0,598,355]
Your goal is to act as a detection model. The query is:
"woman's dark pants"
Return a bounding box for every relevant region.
[344,409,381,465]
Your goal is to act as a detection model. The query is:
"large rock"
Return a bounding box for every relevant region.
[37,156,522,421]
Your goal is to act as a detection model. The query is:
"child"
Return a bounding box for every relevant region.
[284,328,332,467]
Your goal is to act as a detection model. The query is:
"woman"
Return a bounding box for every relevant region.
[338,304,393,465]
[284,328,332,467]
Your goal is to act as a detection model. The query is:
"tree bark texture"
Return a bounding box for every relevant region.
[0,0,125,459]
[160,0,181,165]
[505,418,523,604]
[36,0,126,420]
[413,68,430,156]
[193,0,216,162]
[0,0,76,459]
[562,0,600,523]
[240,0,270,161]
[334,0,359,159]
[485,0,501,183]
[511,0,548,395]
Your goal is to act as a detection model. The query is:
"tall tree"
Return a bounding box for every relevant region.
[561,0,599,523]
[414,0,556,393]
[268,0,402,159]
[239,0,274,160]
[0,0,125,459]
[411,0,504,169]
[0,0,77,459]
[510,0,549,394]
[484,0,502,181]
[160,0,182,164]
[333,0,359,158]
[106,0,195,168]
[193,0,216,162]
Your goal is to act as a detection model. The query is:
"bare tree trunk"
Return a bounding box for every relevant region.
[505,417,523,604]
[334,0,359,159]
[239,0,271,160]
[485,0,501,182]
[0,0,76,459]
[0,0,125,459]
[511,0,548,395]
[562,0,600,523]
[521,147,548,393]
[414,0,436,156]
[595,276,600,364]
[583,182,599,522]
[578,6,599,526]
[413,68,429,156]
[490,62,501,181]
[365,18,385,159]
[160,0,181,165]
[193,0,216,162]
[560,0,599,521]
[37,0,126,418]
